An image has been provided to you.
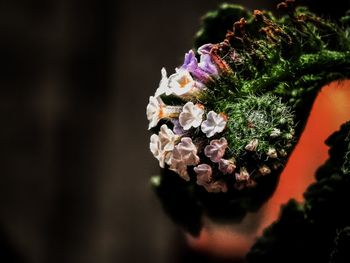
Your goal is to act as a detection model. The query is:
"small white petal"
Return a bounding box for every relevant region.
[146,96,163,129]
[154,67,171,97]
[168,68,196,96]
[179,102,204,130]
[201,111,227,138]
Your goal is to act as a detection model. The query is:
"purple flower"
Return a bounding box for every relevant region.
[182,50,198,73]
[218,158,236,174]
[181,48,218,82]
[198,54,218,76]
[171,119,185,136]
[197,43,214,55]
[204,137,228,163]
[194,164,227,193]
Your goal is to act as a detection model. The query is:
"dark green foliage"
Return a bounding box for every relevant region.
[247,122,350,263]
[330,227,350,263]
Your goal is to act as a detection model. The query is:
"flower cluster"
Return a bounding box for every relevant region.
[147,44,232,193]
[147,43,295,193]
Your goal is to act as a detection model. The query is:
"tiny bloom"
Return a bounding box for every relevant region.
[197,43,214,55]
[171,119,185,136]
[182,48,217,81]
[279,149,287,157]
[284,133,294,140]
[259,165,271,176]
[170,137,200,181]
[150,134,162,165]
[154,67,171,97]
[201,111,227,138]
[168,68,197,96]
[146,96,182,129]
[194,164,212,185]
[198,53,218,76]
[149,124,178,168]
[218,158,236,174]
[267,147,278,158]
[194,164,227,193]
[270,128,281,138]
[179,102,205,130]
[158,124,178,152]
[245,139,259,152]
[235,167,256,190]
[182,50,198,73]
[147,96,164,129]
[235,167,250,182]
[204,180,228,193]
[204,137,228,163]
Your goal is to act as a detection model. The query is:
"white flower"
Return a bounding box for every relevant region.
[146,96,181,130]
[270,128,281,138]
[154,67,171,97]
[194,164,227,193]
[150,134,162,162]
[146,96,164,129]
[168,68,196,96]
[259,165,271,176]
[149,124,178,168]
[204,137,228,163]
[169,137,200,181]
[267,147,278,158]
[179,102,204,130]
[201,111,227,138]
[158,124,177,152]
[245,138,259,152]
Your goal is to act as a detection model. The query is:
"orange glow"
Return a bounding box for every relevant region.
[186,80,350,259]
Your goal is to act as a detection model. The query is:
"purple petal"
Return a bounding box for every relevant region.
[197,43,214,55]
[198,54,218,76]
[182,50,198,72]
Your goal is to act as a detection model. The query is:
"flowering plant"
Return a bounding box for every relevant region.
[146,5,350,262]
[147,42,295,193]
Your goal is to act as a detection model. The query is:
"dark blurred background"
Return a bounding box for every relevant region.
[0,1,349,263]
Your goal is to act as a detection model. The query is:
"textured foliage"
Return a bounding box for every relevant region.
[151,0,350,243]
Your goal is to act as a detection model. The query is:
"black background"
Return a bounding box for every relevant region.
[0,1,349,262]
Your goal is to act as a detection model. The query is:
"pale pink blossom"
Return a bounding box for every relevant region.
[194,164,227,193]
[218,158,236,174]
[149,124,178,168]
[235,167,250,182]
[169,137,200,181]
[201,111,227,138]
[234,167,256,190]
[204,137,228,163]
